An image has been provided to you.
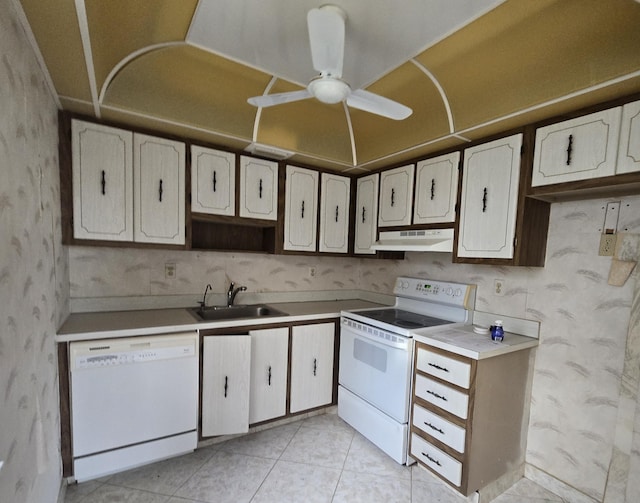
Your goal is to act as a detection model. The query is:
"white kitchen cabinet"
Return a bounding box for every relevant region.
[319,173,351,253]
[202,335,251,436]
[249,327,289,424]
[457,134,522,259]
[378,164,414,227]
[531,107,621,186]
[289,323,335,413]
[71,120,134,241]
[133,133,186,245]
[191,145,235,216]
[617,99,640,174]
[353,173,379,254]
[413,152,459,224]
[283,165,318,252]
[239,156,278,220]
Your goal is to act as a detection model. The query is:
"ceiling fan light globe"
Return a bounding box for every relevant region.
[308,77,350,104]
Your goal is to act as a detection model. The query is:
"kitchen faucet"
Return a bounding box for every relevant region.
[227,282,247,307]
[199,284,212,310]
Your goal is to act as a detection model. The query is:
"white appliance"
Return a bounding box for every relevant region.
[69,332,199,481]
[338,277,475,464]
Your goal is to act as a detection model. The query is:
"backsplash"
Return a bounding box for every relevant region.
[68,195,640,501]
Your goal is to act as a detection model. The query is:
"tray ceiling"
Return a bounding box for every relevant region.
[18,0,640,173]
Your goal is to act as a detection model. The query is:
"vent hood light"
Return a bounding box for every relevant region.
[370,228,454,252]
[244,142,294,161]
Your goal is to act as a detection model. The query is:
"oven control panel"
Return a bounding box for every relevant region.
[393,277,475,308]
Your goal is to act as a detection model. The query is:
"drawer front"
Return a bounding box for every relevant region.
[416,348,471,389]
[413,403,466,453]
[411,433,462,487]
[415,374,469,419]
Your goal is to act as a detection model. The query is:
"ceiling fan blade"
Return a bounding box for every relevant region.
[347,89,413,120]
[248,89,312,108]
[307,5,345,78]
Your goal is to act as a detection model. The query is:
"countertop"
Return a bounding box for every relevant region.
[56,299,386,342]
[413,324,538,360]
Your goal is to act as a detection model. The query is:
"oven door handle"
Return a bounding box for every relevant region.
[341,321,410,350]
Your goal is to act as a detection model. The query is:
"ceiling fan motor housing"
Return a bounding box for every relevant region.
[308,77,351,104]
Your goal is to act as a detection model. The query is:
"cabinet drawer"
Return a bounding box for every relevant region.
[416,348,471,389]
[415,374,469,419]
[413,404,466,453]
[411,433,462,487]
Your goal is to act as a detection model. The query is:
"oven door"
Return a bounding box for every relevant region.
[338,317,413,423]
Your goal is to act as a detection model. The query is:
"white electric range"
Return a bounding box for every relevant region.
[338,277,476,465]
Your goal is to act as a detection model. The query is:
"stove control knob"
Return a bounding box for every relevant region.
[445,287,453,296]
[455,288,462,297]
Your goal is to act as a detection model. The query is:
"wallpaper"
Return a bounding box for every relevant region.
[0,0,69,502]
[68,195,640,501]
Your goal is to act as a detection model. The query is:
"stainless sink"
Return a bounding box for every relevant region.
[190,304,288,322]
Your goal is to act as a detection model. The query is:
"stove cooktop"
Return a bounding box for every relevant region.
[356,308,452,330]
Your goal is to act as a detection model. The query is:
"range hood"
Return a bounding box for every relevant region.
[370,228,454,252]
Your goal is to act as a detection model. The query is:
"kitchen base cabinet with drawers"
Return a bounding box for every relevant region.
[410,342,534,496]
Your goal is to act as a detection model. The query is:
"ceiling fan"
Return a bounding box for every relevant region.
[247,4,413,121]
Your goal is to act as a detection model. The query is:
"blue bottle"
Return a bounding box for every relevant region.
[491,320,504,342]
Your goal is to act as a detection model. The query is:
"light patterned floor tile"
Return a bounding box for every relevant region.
[344,432,412,480]
[280,424,354,468]
[173,451,274,503]
[251,460,342,503]
[301,412,356,434]
[63,479,105,503]
[217,422,300,459]
[492,478,566,502]
[73,483,171,502]
[333,469,412,503]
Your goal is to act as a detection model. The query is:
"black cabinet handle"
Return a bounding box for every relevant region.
[268,366,272,386]
[224,376,228,397]
[213,170,217,192]
[313,358,317,376]
[424,422,444,435]
[159,179,163,202]
[423,452,442,467]
[391,188,395,207]
[335,205,339,223]
[428,362,449,372]
[482,187,487,212]
[301,200,305,219]
[259,178,263,199]
[430,178,435,200]
[101,170,106,195]
[362,206,366,223]
[426,389,448,401]
[566,134,573,165]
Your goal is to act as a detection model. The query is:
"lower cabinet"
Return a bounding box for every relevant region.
[410,342,532,496]
[289,323,336,414]
[249,327,289,424]
[201,335,251,436]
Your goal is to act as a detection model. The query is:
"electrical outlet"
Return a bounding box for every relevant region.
[599,234,616,256]
[309,267,317,277]
[494,279,505,296]
[165,263,176,279]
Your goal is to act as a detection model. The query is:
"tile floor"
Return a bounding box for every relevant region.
[64,413,565,503]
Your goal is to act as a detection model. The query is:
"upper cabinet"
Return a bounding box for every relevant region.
[378,164,414,227]
[71,119,185,246]
[133,134,185,245]
[191,145,235,216]
[353,173,379,255]
[413,152,460,225]
[284,165,318,252]
[239,156,279,221]
[531,108,622,187]
[319,173,351,253]
[617,99,640,174]
[457,134,522,260]
[72,120,133,242]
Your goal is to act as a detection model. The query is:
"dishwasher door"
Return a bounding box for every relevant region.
[69,331,198,480]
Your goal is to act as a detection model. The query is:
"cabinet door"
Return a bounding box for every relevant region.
[617,99,640,174]
[239,156,278,220]
[71,120,133,241]
[202,335,251,436]
[249,328,289,424]
[353,173,379,255]
[531,107,621,186]
[457,134,522,259]
[284,166,318,251]
[290,323,335,413]
[133,133,185,245]
[191,145,235,216]
[413,152,459,224]
[319,173,351,253]
[378,164,414,227]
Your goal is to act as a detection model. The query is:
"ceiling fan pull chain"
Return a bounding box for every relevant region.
[213,170,217,192]
[101,170,106,195]
[259,179,263,199]
[159,179,163,202]
[431,179,435,200]
[566,134,573,165]
[482,187,487,212]
[391,188,395,207]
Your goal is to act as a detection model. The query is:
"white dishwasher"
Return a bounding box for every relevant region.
[69,331,199,482]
